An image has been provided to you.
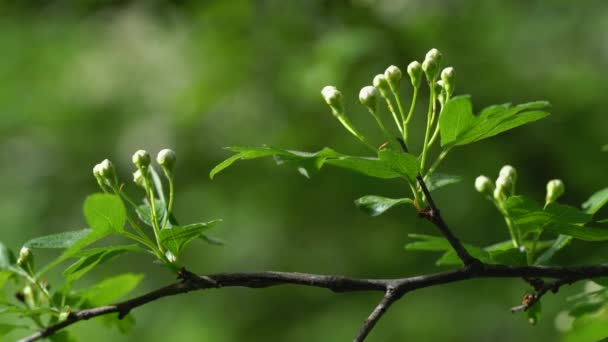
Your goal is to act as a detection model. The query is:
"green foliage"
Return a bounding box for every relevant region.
[439,96,550,147]
[159,220,222,256]
[354,196,412,216]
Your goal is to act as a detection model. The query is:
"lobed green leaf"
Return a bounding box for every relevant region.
[160,220,222,256]
[439,96,550,147]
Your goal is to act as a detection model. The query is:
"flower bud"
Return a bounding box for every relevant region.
[499,165,517,184]
[435,81,445,104]
[165,250,177,263]
[422,48,442,81]
[17,247,33,269]
[321,85,344,115]
[373,74,391,97]
[384,65,402,91]
[98,159,115,179]
[441,67,455,97]
[407,61,423,88]
[359,86,378,111]
[157,149,176,172]
[133,169,146,188]
[475,175,494,196]
[546,179,565,204]
[132,150,151,169]
[494,174,513,201]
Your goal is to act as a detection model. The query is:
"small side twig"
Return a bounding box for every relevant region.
[511,277,575,313]
[354,287,401,342]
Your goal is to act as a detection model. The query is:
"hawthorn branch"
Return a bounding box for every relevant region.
[18,263,608,342]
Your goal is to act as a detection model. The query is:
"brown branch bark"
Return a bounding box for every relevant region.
[17,263,608,342]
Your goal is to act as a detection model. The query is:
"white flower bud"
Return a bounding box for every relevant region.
[17,247,33,268]
[441,67,455,97]
[98,159,115,178]
[546,179,565,204]
[407,61,423,88]
[422,48,443,81]
[499,165,517,184]
[133,169,146,188]
[321,85,343,109]
[165,250,177,263]
[384,65,402,91]
[157,149,176,171]
[475,175,494,195]
[494,174,513,200]
[132,150,151,169]
[93,163,103,178]
[359,86,378,111]
[373,74,391,97]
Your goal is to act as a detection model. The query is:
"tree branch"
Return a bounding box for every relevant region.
[18,263,608,342]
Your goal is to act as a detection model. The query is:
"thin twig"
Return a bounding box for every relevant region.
[416,174,481,267]
[354,287,400,342]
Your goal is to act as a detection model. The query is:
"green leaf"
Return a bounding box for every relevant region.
[84,193,126,233]
[435,246,493,266]
[49,331,77,342]
[0,241,14,270]
[505,197,594,238]
[582,188,608,215]
[0,323,27,336]
[324,157,401,179]
[200,234,226,246]
[210,146,281,179]
[377,150,419,182]
[64,246,135,282]
[354,196,412,217]
[24,229,92,249]
[439,96,550,147]
[546,223,608,242]
[160,220,222,256]
[404,234,451,252]
[534,235,572,265]
[425,173,463,192]
[136,199,168,229]
[211,146,405,180]
[78,273,143,306]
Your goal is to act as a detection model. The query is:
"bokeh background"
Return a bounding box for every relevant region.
[1,0,607,341]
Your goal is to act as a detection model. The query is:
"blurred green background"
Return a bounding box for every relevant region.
[1,0,607,341]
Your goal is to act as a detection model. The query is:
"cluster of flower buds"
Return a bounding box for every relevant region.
[475,165,517,202]
[545,179,565,204]
[92,149,176,191]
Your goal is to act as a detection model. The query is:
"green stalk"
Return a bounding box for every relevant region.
[423,147,452,180]
[367,108,394,145]
[382,96,404,135]
[142,172,163,252]
[419,81,437,174]
[161,175,175,229]
[391,90,407,139]
[403,87,419,147]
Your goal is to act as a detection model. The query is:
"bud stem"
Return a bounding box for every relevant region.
[161,175,175,229]
[363,108,392,146]
[403,87,419,147]
[419,82,438,173]
[391,89,408,140]
[380,96,404,135]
